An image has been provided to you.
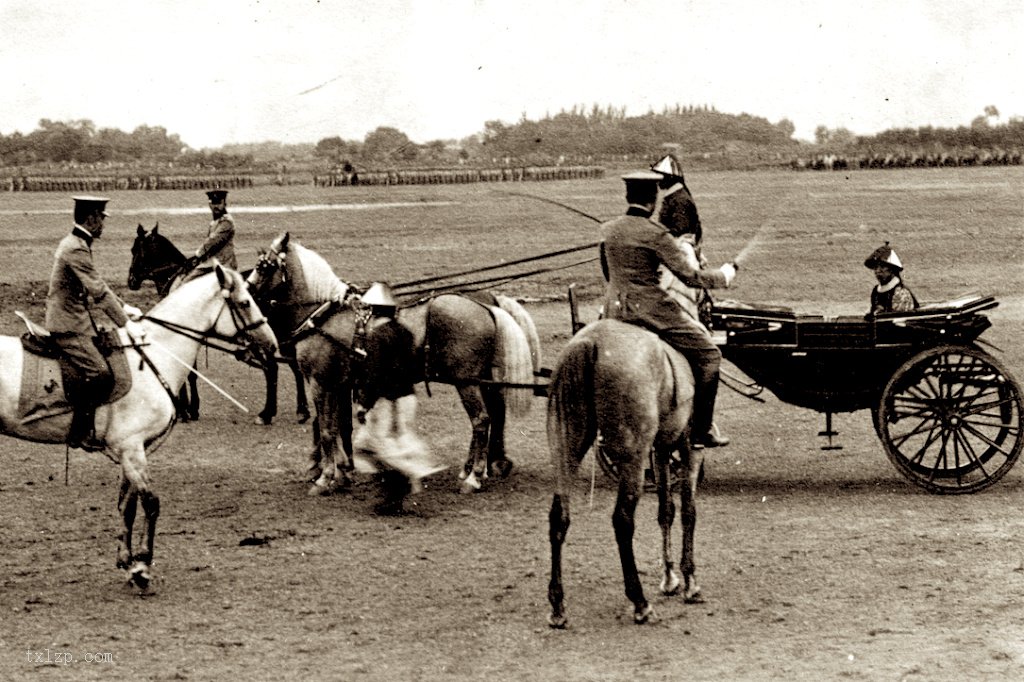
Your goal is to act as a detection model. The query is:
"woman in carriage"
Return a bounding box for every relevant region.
[865,242,919,315]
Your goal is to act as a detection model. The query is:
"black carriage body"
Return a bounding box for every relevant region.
[711,295,996,413]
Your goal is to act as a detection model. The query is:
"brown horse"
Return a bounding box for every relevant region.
[247,232,541,494]
[546,318,704,627]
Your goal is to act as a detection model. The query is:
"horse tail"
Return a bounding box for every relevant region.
[495,295,542,373]
[489,305,534,418]
[546,333,598,491]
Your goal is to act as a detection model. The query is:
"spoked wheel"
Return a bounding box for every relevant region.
[877,345,1023,494]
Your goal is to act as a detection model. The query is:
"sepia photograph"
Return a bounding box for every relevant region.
[0,1,1021,679]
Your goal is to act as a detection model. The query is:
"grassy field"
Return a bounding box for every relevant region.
[2,165,1021,324]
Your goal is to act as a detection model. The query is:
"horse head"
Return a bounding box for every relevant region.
[128,223,185,293]
[212,262,279,361]
[246,231,292,301]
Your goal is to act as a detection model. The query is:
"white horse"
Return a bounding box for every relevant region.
[0,264,277,588]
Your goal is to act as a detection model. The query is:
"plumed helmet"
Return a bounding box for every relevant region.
[651,154,685,179]
[864,242,903,271]
[362,281,398,307]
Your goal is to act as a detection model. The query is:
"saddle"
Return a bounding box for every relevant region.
[15,312,134,426]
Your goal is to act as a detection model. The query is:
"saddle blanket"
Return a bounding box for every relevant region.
[18,333,133,426]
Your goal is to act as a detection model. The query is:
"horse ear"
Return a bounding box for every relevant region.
[137,224,145,236]
[281,232,290,248]
[153,222,159,234]
[215,261,229,289]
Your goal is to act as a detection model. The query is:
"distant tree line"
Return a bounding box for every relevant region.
[4,105,1023,174]
[0,119,256,170]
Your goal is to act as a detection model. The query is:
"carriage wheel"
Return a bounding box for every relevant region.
[877,345,1023,494]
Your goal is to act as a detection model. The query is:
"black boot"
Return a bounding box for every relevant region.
[67,403,101,450]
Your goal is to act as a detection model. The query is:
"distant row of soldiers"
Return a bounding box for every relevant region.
[3,175,254,192]
[793,149,1024,171]
[315,165,605,187]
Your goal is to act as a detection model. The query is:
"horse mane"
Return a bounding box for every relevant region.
[289,242,349,302]
[152,230,185,262]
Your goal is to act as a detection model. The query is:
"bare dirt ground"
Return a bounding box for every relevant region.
[1,170,1023,680]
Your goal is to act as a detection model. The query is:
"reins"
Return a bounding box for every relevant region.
[142,297,268,358]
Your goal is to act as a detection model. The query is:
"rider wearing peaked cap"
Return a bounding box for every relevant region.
[46,196,144,450]
[181,188,237,282]
[600,171,738,449]
[865,242,919,315]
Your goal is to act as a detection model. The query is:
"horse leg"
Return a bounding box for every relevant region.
[547,492,571,628]
[483,386,513,479]
[308,381,342,495]
[656,448,681,595]
[116,474,136,570]
[678,442,704,603]
[336,384,354,474]
[187,366,200,421]
[176,386,191,422]
[255,353,279,426]
[612,458,653,624]
[116,442,160,590]
[290,357,310,423]
[456,386,490,493]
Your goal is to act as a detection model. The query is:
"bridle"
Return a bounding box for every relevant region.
[142,278,271,364]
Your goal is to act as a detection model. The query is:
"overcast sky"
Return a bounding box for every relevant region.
[0,0,1020,149]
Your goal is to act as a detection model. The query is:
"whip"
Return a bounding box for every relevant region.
[145,338,250,413]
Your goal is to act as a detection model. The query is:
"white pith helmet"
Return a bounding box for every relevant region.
[651,154,685,179]
[362,281,398,307]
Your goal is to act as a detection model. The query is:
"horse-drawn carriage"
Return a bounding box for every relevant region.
[580,291,1022,494]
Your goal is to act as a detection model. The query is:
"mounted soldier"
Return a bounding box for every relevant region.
[45,196,144,450]
[599,171,738,449]
[181,188,237,283]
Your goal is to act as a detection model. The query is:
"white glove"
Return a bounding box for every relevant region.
[125,320,147,343]
[123,304,143,321]
[719,262,737,286]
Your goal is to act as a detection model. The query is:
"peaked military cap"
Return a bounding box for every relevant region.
[72,195,110,216]
[864,242,904,271]
[206,188,229,202]
[620,170,663,184]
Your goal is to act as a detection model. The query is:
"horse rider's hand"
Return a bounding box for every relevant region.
[720,262,737,286]
[123,304,143,321]
[125,320,147,343]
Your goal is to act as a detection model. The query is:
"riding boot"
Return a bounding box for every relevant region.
[689,370,721,450]
[67,376,111,451]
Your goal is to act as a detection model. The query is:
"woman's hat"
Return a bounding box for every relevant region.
[864,242,903,271]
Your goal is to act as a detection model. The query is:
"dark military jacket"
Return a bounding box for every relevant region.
[45,225,128,334]
[657,183,702,240]
[600,207,726,331]
[197,213,237,270]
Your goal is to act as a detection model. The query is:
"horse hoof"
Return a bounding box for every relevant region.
[253,415,272,426]
[127,562,152,591]
[684,588,705,604]
[307,480,335,496]
[633,603,657,625]
[492,459,514,479]
[459,472,482,494]
[548,613,568,629]
[660,572,681,596]
[296,412,311,424]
